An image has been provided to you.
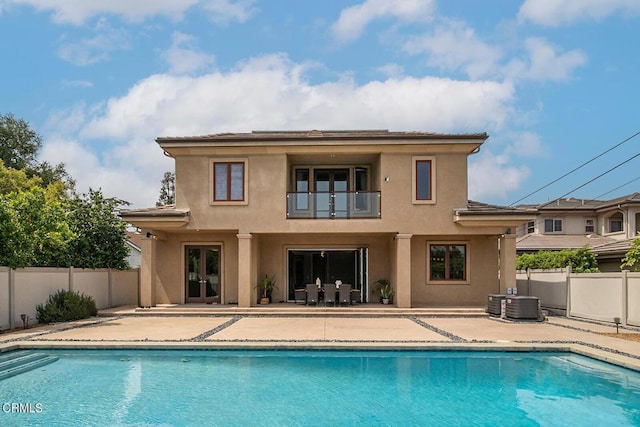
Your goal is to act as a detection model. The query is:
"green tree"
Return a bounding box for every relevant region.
[0,159,42,194]
[0,113,41,170]
[0,187,73,268]
[66,189,130,269]
[516,246,599,273]
[0,113,74,191]
[621,233,640,271]
[157,171,175,206]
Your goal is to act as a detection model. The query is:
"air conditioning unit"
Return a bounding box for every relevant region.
[505,296,540,320]
[487,294,507,316]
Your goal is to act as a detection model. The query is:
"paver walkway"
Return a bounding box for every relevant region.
[1,309,640,371]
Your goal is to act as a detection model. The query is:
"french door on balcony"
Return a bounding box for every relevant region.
[314,169,349,218]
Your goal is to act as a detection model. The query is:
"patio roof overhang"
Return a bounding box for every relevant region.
[453,202,536,229]
[119,206,190,229]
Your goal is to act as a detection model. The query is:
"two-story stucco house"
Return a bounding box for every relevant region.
[120,130,533,308]
[515,193,640,271]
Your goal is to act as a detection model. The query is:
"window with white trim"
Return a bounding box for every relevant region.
[585,218,595,233]
[526,221,535,234]
[609,212,623,233]
[544,218,563,233]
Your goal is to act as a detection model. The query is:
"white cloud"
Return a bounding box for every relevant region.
[518,0,640,27]
[468,149,531,201]
[57,18,129,65]
[505,38,587,82]
[79,53,515,143]
[403,20,503,80]
[202,0,257,25]
[331,0,435,42]
[376,63,404,78]
[40,54,516,207]
[39,135,172,207]
[5,0,255,25]
[161,32,216,75]
[504,132,546,158]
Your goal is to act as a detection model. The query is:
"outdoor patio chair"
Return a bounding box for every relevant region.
[338,284,352,306]
[305,283,319,305]
[294,288,307,304]
[323,284,337,306]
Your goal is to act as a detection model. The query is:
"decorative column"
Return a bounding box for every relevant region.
[499,233,517,294]
[394,233,413,308]
[139,234,157,308]
[237,233,253,308]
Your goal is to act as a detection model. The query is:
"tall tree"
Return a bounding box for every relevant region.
[0,113,41,170]
[157,171,175,206]
[0,187,72,268]
[66,189,130,269]
[0,113,74,191]
[0,159,42,195]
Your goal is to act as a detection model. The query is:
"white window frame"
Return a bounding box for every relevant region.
[526,221,535,234]
[412,156,436,204]
[608,212,624,233]
[585,218,595,233]
[209,158,249,205]
[544,218,563,233]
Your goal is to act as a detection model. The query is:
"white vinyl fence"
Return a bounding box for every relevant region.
[0,266,139,331]
[517,268,640,327]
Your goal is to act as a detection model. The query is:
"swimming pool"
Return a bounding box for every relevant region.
[1,349,639,426]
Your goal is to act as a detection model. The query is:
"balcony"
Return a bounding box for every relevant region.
[286,191,381,219]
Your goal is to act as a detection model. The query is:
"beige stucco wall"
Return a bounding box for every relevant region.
[410,235,500,306]
[255,233,393,304]
[133,137,529,307]
[152,232,239,304]
[173,149,471,235]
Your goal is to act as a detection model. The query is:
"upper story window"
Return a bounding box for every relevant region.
[544,218,563,233]
[585,218,595,233]
[526,221,535,234]
[608,212,624,233]
[210,159,248,205]
[412,156,436,204]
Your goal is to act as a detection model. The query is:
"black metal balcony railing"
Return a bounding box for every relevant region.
[286,191,381,219]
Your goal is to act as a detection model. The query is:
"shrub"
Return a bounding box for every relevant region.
[36,290,97,324]
[516,245,599,273]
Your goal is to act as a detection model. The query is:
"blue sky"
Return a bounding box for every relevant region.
[1,0,639,208]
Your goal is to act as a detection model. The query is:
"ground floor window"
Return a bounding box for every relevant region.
[429,244,467,281]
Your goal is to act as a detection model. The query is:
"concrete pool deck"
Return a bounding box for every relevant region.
[1,305,640,371]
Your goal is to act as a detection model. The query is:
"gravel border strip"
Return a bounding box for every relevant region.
[409,316,466,342]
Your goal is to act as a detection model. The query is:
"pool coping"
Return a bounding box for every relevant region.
[2,341,640,373]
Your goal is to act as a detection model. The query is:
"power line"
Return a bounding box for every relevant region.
[509,130,640,206]
[586,175,640,201]
[538,151,640,209]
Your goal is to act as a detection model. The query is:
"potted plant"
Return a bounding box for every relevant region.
[373,278,392,304]
[257,275,277,304]
[379,283,394,305]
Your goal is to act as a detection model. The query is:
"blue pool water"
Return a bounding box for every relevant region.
[1,350,639,426]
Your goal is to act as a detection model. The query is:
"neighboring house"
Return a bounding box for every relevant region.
[120,130,533,308]
[125,231,142,267]
[515,193,640,271]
